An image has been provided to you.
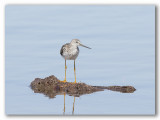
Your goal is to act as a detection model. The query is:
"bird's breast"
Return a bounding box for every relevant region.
[63,47,79,60]
[70,47,79,55]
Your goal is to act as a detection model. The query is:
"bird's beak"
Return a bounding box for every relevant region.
[79,43,91,49]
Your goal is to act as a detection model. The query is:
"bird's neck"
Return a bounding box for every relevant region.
[70,44,78,50]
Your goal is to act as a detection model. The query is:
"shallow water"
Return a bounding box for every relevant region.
[5,5,155,115]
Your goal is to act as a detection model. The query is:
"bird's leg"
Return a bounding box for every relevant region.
[62,59,67,82]
[74,60,76,83]
[64,59,67,82]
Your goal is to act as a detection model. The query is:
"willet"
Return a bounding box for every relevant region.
[60,39,91,83]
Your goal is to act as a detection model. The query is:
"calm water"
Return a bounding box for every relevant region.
[5,5,155,115]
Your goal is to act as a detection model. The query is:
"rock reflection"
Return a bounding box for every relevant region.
[30,75,136,114]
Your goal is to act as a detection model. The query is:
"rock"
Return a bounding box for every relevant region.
[30,75,136,98]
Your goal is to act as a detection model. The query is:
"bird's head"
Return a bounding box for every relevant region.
[70,39,91,49]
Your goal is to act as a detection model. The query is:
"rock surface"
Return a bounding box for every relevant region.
[30,75,136,98]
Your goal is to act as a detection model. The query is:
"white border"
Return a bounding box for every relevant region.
[0,0,159,120]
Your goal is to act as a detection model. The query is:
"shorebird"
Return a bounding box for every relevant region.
[60,39,91,83]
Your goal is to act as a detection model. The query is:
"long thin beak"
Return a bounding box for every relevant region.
[79,43,91,49]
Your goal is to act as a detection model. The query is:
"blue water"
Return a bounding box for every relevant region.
[5,5,155,115]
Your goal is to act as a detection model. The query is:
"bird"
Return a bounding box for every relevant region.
[60,39,91,83]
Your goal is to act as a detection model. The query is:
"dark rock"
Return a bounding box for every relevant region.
[30,75,136,98]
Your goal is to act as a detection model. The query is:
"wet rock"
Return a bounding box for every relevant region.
[30,75,136,98]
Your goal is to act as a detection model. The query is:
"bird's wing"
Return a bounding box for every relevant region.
[60,43,70,55]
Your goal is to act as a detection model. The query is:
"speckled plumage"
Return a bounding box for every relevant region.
[60,43,79,60]
[60,39,91,61]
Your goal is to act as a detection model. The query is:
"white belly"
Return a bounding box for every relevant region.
[62,47,79,60]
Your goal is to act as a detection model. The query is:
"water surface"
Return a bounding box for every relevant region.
[5,5,155,115]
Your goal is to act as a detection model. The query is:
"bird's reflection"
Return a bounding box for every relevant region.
[63,93,76,115]
[72,97,75,115]
[63,93,65,115]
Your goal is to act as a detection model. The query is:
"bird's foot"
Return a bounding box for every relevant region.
[70,81,76,84]
[61,79,67,82]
